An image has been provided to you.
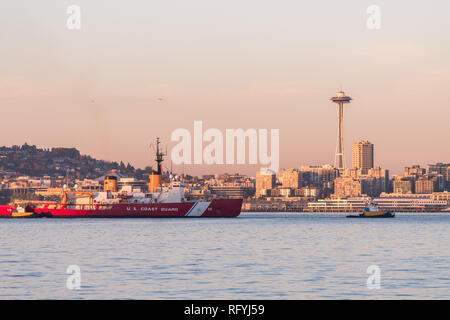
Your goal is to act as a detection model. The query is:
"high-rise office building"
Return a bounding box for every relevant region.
[281,169,303,189]
[352,140,374,173]
[255,168,276,197]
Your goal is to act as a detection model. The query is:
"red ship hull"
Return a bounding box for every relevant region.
[0,199,242,218]
[0,205,14,216]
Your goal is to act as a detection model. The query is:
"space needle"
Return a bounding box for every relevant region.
[330,90,352,171]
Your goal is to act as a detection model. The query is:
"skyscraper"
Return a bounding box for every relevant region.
[352,140,374,173]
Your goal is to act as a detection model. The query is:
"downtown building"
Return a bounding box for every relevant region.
[332,167,389,198]
[428,163,450,191]
[255,168,276,198]
[352,140,374,174]
[393,165,445,194]
[257,166,337,200]
[332,140,389,198]
[209,185,254,199]
[281,168,303,189]
[299,165,339,187]
[306,196,447,212]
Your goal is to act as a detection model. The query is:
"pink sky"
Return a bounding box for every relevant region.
[1,1,449,176]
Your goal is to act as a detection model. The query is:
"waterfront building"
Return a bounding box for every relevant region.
[255,169,276,198]
[281,168,303,189]
[393,177,415,194]
[391,165,443,194]
[352,140,374,173]
[367,167,390,194]
[428,163,450,177]
[404,165,426,178]
[333,166,389,198]
[306,197,370,212]
[413,175,444,194]
[379,191,450,203]
[296,186,320,197]
[299,165,339,189]
[393,170,444,194]
[242,198,310,212]
[414,177,434,194]
[430,191,450,202]
[374,197,448,212]
[269,188,293,198]
[428,163,450,191]
[333,177,366,198]
[307,196,448,212]
[209,185,254,199]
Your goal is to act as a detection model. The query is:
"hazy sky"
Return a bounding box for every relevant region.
[1,1,449,176]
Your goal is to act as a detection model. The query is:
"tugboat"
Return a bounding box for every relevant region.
[346,202,395,218]
[10,205,50,218]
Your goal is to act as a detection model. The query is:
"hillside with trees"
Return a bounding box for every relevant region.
[0,143,139,179]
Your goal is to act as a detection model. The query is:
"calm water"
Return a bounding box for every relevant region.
[0,212,449,299]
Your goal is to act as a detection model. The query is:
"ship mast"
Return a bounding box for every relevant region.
[149,137,167,193]
[155,137,166,175]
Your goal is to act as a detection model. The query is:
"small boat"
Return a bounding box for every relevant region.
[346,202,395,218]
[11,205,49,218]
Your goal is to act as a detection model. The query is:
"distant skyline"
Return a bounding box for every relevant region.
[1,1,449,175]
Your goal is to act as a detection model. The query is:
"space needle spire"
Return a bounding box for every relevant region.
[330,90,352,171]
